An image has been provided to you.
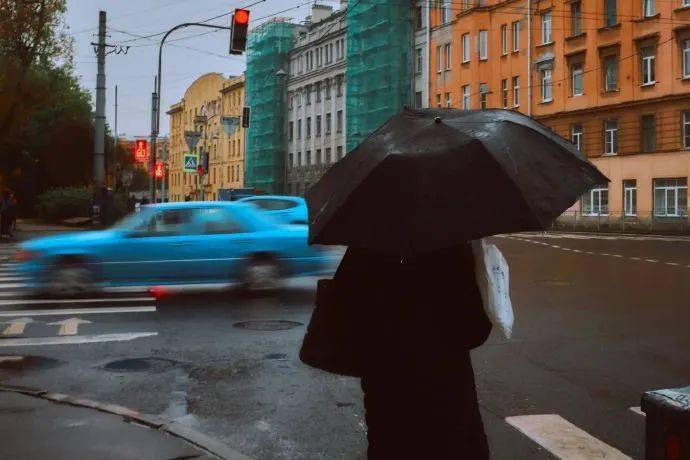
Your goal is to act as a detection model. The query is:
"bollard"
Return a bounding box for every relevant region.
[642,386,690,460]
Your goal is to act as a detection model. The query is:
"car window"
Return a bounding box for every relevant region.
[195,207,246,235]
[248,199,298,211]
[133,209,194,236]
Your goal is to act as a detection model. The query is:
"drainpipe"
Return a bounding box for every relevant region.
[527,0,532,117]
[425,0,430,108]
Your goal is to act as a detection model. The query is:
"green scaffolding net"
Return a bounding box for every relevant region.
[346,0,412,153]
[245,20,296,194]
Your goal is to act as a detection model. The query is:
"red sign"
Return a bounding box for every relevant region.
[134,140,149,162]
[234,8,249,25]
[154,162,165,179]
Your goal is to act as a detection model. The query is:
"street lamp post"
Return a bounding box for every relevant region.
[194,113,220,201]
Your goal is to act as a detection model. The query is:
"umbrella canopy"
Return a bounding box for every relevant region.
[307,108,608,254]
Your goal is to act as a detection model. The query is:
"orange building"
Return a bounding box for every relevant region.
[430,0,690,228]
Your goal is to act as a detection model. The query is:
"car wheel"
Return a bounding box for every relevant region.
[47,261,95,298]
[241,256,281,291]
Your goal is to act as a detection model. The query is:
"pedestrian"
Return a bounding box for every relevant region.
[9,191,17,233]
[0,190,13,239]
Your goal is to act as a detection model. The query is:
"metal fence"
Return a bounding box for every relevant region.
[553,211,690,235]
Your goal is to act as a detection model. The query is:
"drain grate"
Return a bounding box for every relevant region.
[233,320,303,331]
[0,355,63,371]
[102,357,178,373]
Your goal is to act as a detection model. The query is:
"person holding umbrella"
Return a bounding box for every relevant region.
[300,108,608,459]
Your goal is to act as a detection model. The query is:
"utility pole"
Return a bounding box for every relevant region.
[161,143,167,202]
[93,11,107,200]
[150,77,158,203]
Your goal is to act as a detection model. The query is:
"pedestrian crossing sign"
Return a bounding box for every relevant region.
[183,153,199,173]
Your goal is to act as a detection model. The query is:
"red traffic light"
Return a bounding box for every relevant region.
[197,165,204,175]
[234,9,249,25]
[154,162,165,179]
[134,140,149,162]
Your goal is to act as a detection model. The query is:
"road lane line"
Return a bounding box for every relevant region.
[506,414,632,460]
[571,249,582,253]
[629,407,645,416]
[630,257,641,261]
[0,306,156,317]
[0,283,27,290]
[0,276,26,282]
[665,262,680,266]
[645,259,659,263]
[0,332,158,347]
[611,254,624,258]
[0,297,152,307]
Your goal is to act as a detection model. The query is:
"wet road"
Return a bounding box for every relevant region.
[0,234,689,459]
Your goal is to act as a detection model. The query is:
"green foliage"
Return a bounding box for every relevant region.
[129,168,150,192]
[35,186,91,222]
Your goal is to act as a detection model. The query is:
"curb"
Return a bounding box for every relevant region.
[0,384,252,460]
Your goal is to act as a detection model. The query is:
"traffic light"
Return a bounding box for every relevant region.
[242,107,250,128]
[230,9,249,55]
[134,140,148,162]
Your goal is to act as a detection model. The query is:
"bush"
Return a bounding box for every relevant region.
[35,187,91,222]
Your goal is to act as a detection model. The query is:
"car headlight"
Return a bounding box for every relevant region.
[13,249,41,263]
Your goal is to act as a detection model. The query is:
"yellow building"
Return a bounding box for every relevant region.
[167,73,245,202]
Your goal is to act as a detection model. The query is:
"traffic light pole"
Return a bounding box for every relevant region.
[153,22,231,203]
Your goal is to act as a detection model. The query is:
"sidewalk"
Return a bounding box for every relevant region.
[1,218,86,244]
[0,386,251,460]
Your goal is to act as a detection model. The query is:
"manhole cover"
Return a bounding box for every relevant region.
[234,320,303,331]
[264,353,288,360]
[102,357,178,373]
[0,355,63,371]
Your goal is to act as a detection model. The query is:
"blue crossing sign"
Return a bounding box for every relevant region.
[183,153,199,173]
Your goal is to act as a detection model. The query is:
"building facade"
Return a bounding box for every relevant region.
[429,0,690,225]
[413,0,430,108]
[286,4,348,196]
[167,73,246,202]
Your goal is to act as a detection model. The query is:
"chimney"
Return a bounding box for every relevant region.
[311,4,333,24]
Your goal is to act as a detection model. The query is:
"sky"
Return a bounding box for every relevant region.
[65,0,337,138]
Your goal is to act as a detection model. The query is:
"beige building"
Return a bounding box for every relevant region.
[167,73,245,202]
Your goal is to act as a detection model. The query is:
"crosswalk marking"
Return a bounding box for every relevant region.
[0,306,156,317]
[0,296,152,307]
[0,276,26,282]
[506,414,632,460]
[629,407,645,416]
[0,332,158,347]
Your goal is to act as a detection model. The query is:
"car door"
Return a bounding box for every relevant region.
[183,206,255,283]
[98,208,199,285]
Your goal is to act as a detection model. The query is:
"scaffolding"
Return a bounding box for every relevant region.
[346,0,412,153]
[245,20,296,194]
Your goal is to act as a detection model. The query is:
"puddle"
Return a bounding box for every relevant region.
[0,355,63,371]
[101,357,178,373]
[233,320,303,331]
[264,353,288,360]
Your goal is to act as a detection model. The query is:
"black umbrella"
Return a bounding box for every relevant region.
[307,108,608,254]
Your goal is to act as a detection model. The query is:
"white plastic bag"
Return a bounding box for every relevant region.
[471,239,514,340]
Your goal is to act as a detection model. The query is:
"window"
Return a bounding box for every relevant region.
[501,79,508,108]
[444,43,452,69]
[462,34,471,62]
[441,0,451,23]
[641,115,656,152]
[416,48,423,74]
[436,93,442,108]
[415,91,423,109]
[416,5,423,29]
[541,69,553,102]
[297,119,302,139]
[288,121,294,141]
[436,45,442,72]
[582,186,609,216]
[445,92,451,108]
[479,30,488,60]
[541,11,552,44]
[604,55,618,91]
[683,39,690,78]
[306,117,312,138]
[336,75,343,97]
[641,46,656,85]
[305,84,312,104]
[288,92,294,109]
[605,0,617,26]
[198,208,245,235]
[316,149,322,165]
[316,115,322,137]
[316,82,322,102]
[462,85,470,109]
[571,63,584,96]
[642,0,654,17]
[684,111,690,149]
[297,90,302,107]
[325,79,331,99]
[306,150,311,166]
[513,76,520,106]
[604,120,618,154]
[623,180,637,217]
[571,1,582,36]
[326,147,332,163]
[297,151,302,166]
[289,152,294,169]
[479,83,489,109]
[337,145,343,160]
[654,179,688,217]
[571,124,583,151]
[512,21,520,51]
[501,25,508,55]
[336,110,343,133]
[326,113,332,134]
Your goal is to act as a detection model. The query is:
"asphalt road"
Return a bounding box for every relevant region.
[0,233,689,459]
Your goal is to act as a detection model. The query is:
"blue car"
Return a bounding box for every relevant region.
[15,201,332,296]
[237,195,308,225]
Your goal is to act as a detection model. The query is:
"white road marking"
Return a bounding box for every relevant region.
[506,414,632,460]
[0,276,26,282]
[665,262,680,266]
[645,259,659,263]
[0,332,158,347]
[629,407,645,416]
[611,254,624,258]
[571,249,582,253]
[630,257,641,261]
[0,296,152,307]
[0,292,26,298]
[0,355,23,363]
[2,317,33,336]
[0,306,156,317]
[0,283,26,289]
[47,317,92,336]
